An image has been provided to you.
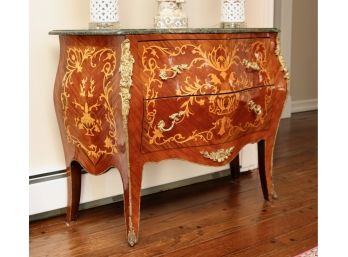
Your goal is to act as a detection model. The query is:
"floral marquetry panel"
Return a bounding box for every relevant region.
[141,86,275,153]
[140,38,275,100]
[62,47,118,157]
[53,36,126,173]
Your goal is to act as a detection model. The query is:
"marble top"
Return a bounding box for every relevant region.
[49,28,279,36]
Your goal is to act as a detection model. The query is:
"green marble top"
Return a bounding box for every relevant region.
[49,28,279,36]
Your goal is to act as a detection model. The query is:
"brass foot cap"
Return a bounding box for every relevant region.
[272,191,279,200]
[127,230,137,247]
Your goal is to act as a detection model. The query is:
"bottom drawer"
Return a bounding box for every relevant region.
[141,86,275,153]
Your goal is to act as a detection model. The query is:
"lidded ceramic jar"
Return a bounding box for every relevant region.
[154,0,188,28]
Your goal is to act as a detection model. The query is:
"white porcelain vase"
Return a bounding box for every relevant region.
[89,0,120,29]
[154,0,188,29]
[220,0,246,28]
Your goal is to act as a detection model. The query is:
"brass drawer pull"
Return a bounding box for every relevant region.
[157,111,185,132]
[200,147,234,163]
[248,100,262,116]
[159,64,188,80]
[242,59,260,71]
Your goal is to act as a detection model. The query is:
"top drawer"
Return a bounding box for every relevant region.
[140,38,275,99]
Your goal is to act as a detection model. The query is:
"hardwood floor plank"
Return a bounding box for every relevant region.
[94,193,316,256]
[224,222,317,257]
[29,111,318,257]
[159,204,317,257]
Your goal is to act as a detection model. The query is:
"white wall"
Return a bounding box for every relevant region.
[30,0,274,215]
[274,0,293,118]
[274,0,318,114]
[290,0,318,112]
[30,0,88,174]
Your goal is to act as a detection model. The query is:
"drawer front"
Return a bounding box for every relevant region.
[141,86,275,153]
[140,38,274,100]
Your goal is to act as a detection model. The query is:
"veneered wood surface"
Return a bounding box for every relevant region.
[126,32,286,244]
[52,31,287,245]
[54,35,128,176]
[142,86,276,153]
[140,38,274,99]
[53,35,131,234]
[30,111,317,257]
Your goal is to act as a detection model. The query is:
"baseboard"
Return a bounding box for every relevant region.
[291,99,318,113]
[281,95,292,118]
[29,169,232,222]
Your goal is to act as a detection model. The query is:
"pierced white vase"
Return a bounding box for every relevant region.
[89,0,120,29]
[220,0,246,28]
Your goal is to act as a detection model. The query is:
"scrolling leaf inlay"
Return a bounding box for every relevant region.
[61,47,118,161]
[142,41,274,148]
[145,87,273,147]
[142,41,272,99]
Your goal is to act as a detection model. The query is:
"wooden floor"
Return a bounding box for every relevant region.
[30,111,318,257]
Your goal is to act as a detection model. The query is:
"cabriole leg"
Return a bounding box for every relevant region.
[257,138,277,201]
[230,154,240,179]
[66,161,82,224]
[125,163,143,247]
